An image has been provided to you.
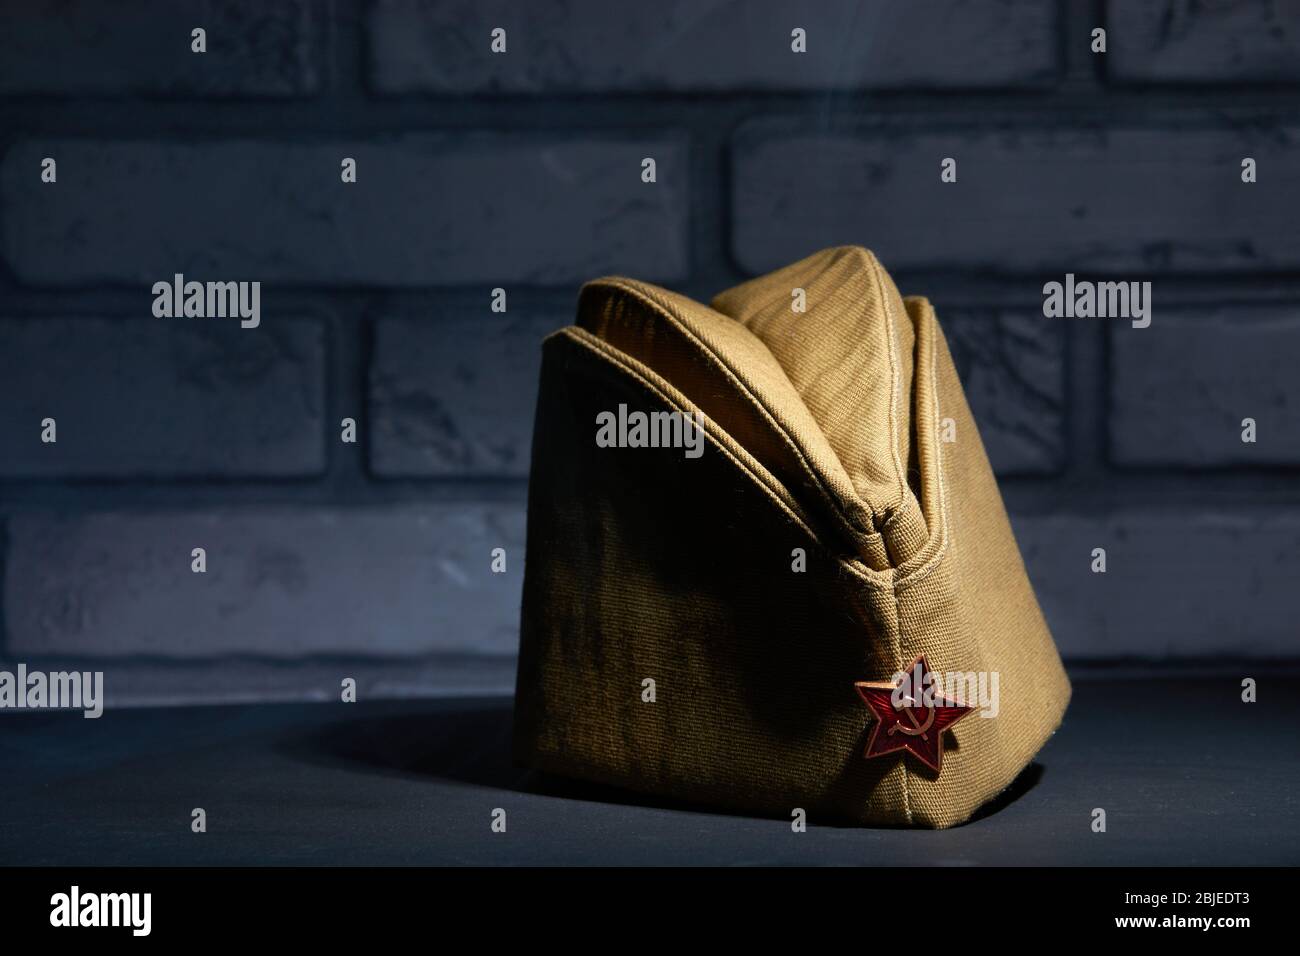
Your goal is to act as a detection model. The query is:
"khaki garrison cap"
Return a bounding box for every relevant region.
[513,246,1070,828]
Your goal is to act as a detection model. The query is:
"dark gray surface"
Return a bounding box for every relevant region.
[1,677,1295,866]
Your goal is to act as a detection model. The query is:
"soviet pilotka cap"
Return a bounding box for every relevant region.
[513,246,1070,828]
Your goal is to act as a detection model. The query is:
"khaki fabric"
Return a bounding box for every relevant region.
[514,247,1070,828]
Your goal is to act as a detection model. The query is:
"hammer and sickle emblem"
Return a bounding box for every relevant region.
[886,695,936,740]
[855,656,978,774]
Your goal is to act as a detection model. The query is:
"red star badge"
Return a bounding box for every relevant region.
[854,656,975,774]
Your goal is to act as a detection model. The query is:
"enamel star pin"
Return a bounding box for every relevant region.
[854,655,975,774]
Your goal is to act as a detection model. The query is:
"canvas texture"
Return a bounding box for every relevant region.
[514,246,1070,828]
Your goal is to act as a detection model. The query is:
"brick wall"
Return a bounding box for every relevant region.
[2,1,1297,705]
